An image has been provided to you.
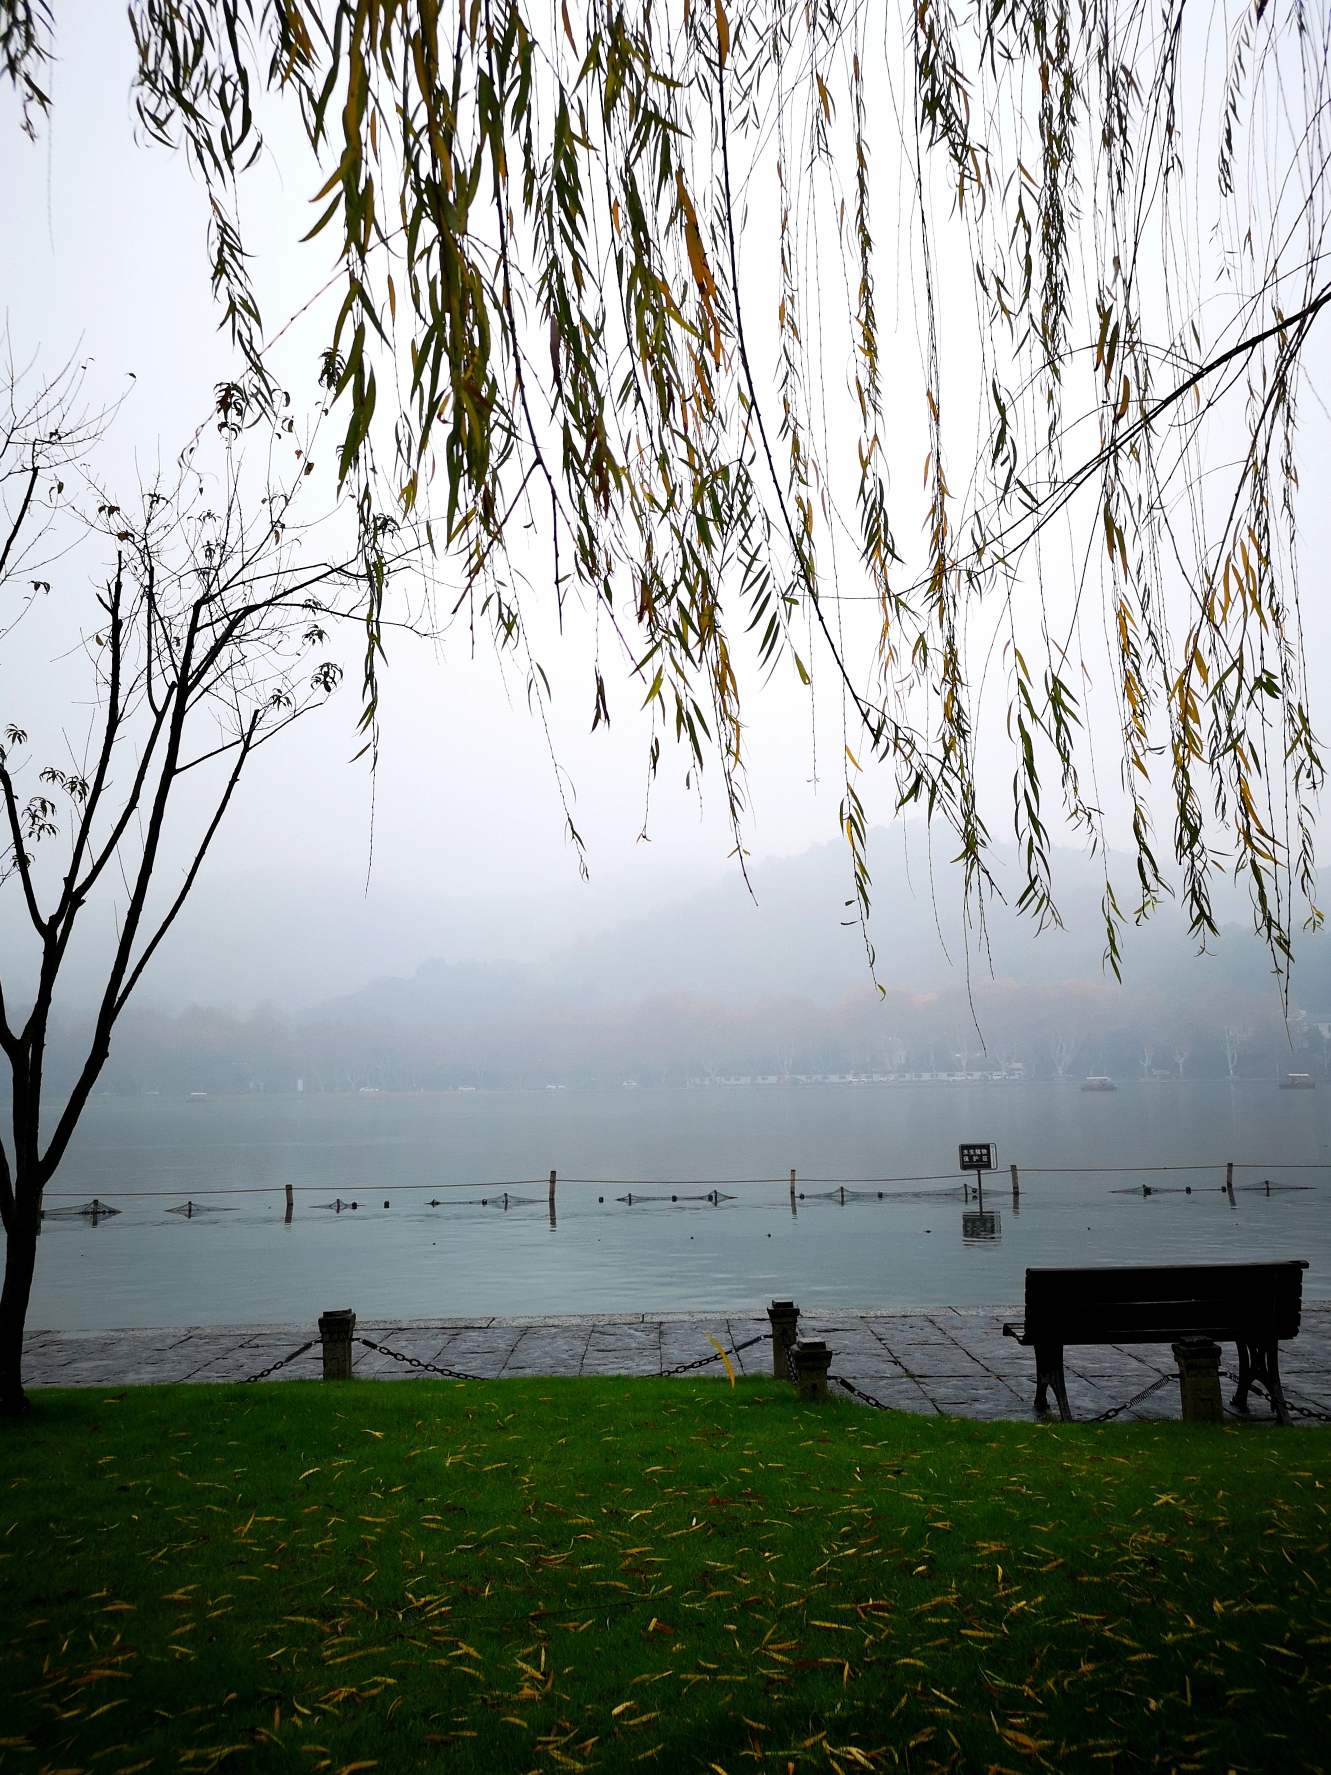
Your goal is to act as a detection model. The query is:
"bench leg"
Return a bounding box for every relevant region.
[1033,1343,1052,1414]
[1239,1342,1291,1423]
[1034,1344,1072,1421]
[1233,1340,1253,1412]
[1051,1350,1073,1423]
[1265,1344,1291,1427]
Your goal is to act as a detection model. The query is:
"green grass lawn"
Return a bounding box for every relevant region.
[3,1377,1329,1773]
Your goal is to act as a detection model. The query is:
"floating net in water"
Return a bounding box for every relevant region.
[1110,1180,1313,1196]
[424,1193,541,1207]
[165,1201,236,1217]
[43,1198,120,1220]
[799,1185,964,1204]
[615,1189,736,1204]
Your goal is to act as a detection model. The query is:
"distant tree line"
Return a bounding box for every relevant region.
[35,980,1323,1097]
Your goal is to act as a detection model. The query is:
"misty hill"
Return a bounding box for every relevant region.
[55,824,1331,1096]
[310,829,1330,1029]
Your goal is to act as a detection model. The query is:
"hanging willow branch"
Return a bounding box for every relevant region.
[5,0,1326,989]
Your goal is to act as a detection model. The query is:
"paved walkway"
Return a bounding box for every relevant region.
[22,1305,1331,1423]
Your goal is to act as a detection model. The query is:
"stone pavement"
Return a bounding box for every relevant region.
[22,1304,1331,1423]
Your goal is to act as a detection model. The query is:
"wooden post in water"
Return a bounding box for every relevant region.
[549,1169,557,1227]
[285,1183,294,1224]
[790,1168,797,1217]
[1010,1163,1019,1204]
[1226,1160,1236,1207]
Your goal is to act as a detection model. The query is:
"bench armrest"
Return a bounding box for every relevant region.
[1002,1321,1025,1341]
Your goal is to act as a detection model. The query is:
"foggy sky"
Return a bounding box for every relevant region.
[4,13,1331,1030]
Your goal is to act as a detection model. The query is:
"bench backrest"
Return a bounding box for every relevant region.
[1023,1260,1308,1343]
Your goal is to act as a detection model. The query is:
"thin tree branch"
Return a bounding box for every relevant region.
[0,765,46,934]
[0,460,39,580]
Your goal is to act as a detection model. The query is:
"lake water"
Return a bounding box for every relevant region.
[26,1079,1331,1329]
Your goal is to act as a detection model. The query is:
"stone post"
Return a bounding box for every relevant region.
[768,1300,800,1379]
[319,1308,357,1380]
[1172,1337,1223,1423]
[792,1340,833,1401]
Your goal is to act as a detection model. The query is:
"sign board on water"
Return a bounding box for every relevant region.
[958,1142,996,1174]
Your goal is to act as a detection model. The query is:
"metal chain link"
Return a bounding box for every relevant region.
[242,1339,315,1384]
[360,1332,773,1383]
[830,1372,891,1410]
[1220,1368,1331,1424]
[661,1332,769,1377]
[830,1366,1179,1421]
[238,1332,1331,1423]
[357,1336,483,1382]
[1089,1372,1173,1423]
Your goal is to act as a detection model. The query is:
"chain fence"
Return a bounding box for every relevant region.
[238,1327,1331,1426]
[242,1339,315,1383]
[357,1336,485,1382]
[1219,1367,1331,1424]
[830,1372,893,1410]
[661,1331,769,1378]
[1089,1372,1173,1422]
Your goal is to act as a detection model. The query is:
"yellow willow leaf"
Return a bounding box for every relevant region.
[675,173,716,301]
[708,1337,736,1388]
[714,0,729,64]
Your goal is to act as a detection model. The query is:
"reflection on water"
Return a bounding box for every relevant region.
[25,1078,1330,1329]
[962,1210,1000,1241]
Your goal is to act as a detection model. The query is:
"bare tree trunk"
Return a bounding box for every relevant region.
[0,1185,39,1415]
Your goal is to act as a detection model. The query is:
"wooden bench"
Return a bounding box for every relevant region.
[1002,1260,1309,1425]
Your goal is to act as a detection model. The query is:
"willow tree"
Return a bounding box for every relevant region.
[5,0,1327,973]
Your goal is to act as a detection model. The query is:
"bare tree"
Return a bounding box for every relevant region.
[1172,1047,1191,1080]
[1223,1026,1251,1079]
[0,361,376,1413]
[1049,1031,1078,1080]
[1140,1045,1154,1080]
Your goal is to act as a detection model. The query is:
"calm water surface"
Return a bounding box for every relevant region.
[26,1080,1331,1329]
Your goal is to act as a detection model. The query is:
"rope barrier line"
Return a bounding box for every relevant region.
[41,1158,1329,1202]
